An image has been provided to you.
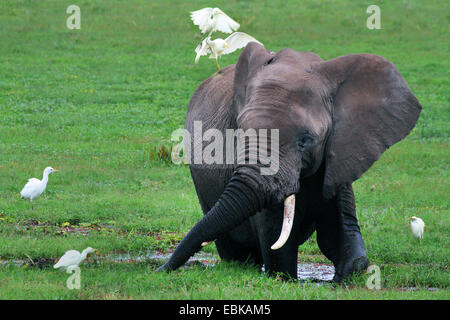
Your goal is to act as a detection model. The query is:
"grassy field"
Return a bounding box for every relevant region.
[0,0,448,300]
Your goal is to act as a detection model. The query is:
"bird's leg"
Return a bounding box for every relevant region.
[30,200,33,210]
[216,57,221,73]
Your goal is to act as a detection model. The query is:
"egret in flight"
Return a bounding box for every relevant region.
[409,216,425,243]
[195,32,263,72]
[190,7,240,35]
[54,247,96,271]
[20,166,59,210]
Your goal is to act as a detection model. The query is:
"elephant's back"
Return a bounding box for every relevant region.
[184,65,238,213]
[186,65,236,133]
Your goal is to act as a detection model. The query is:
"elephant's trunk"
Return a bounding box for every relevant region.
[156,173,266,272]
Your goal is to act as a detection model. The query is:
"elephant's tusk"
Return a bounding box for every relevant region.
[271,194,296,250]
[201,240,215,247]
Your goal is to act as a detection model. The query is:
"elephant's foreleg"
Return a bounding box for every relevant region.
[316,205,340,265]
[215,222,263,266]
[333,183,369,282]
[265,243,298,280]
[316,183,368,282]
[255,205,299,280]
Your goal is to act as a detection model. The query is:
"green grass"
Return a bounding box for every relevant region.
[0,0,448,299]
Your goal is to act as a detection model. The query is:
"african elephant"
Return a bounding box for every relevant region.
[157,43,421,281]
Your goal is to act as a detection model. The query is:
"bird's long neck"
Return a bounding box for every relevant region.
[80,250,90,260]
[42,172,49,185]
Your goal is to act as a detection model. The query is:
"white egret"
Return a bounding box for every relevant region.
[190,7,240,35]
[195,32,263,72]
[409,216,425,243]
[20,166,59,210]
[54,247,96,271]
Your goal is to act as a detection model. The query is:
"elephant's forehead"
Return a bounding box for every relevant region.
[254,64,304,87]
[252,48,322,86]
[247,73,325,114]
[274,48,323,66]
[250,63,321,97]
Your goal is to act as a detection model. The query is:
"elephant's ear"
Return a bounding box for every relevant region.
[314,54,421,199]
[232,42,273,114]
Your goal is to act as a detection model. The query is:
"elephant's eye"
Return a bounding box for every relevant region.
[265,57,274,65]
[297,132,314,150]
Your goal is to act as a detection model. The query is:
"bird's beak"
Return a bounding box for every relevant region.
[53,169,59,172]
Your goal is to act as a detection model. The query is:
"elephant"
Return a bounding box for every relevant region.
[157,43,421,281]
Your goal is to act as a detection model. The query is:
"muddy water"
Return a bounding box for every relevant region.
[296,263,335,282]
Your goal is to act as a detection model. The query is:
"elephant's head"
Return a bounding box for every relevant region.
[157,43,421,272]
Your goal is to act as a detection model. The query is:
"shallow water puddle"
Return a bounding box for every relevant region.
[104,251,218,267]
[296,263,335,282]
[104,251,335,282]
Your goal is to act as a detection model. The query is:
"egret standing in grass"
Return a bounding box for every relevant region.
[20,166,59,210]
[54,247,96,271]
[190,7,240,35]
[195,32,263,72]
[409,216,425,243]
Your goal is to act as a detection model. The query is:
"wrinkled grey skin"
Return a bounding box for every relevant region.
[157,43,421,281]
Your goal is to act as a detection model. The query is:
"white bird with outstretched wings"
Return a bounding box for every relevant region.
[191,7,240,35]
[195,32,263,72]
